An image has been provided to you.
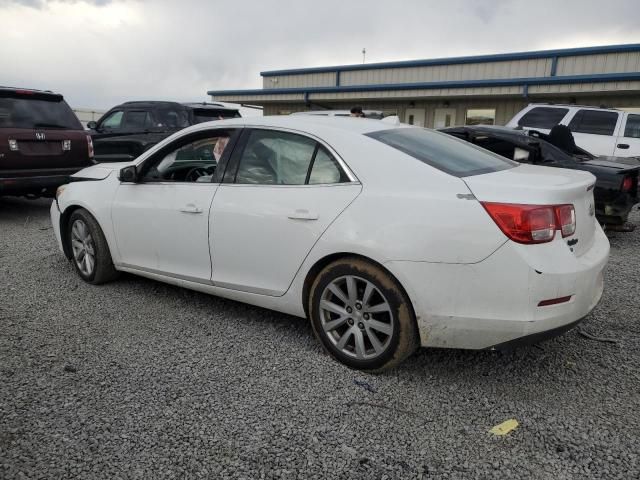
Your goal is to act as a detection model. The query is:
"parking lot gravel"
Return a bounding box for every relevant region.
[1,196,639,479]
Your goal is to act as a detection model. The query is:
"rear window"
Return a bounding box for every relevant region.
[518,107,569,129]
[568,110,618,136]
[0,96,82,130]
[367,128,516,177]
[193,109,240,123]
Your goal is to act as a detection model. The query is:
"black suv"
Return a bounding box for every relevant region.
[88,101,241,162]
[0,87,94,198]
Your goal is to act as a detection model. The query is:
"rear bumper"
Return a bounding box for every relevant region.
[0,172,76,196]
[387,226,609,350]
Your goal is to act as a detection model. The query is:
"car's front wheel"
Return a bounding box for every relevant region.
[67,208,119,284]
[309,257,419,371]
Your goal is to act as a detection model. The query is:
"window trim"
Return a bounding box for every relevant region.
[223,126,359,187]
[135,128,242,185]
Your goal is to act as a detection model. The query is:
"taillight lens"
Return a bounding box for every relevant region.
[555,204,576,237]
[481,202,576,244]
[86,135,94,159]
[621,176,634,192]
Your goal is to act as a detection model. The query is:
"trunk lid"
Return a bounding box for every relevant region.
[463,164,598,256]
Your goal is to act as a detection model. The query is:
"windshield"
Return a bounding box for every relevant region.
[0,97,82,129]
[192,109,240,124]
[367,127,516,177]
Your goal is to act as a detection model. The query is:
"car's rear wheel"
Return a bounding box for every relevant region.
[309,257,418,371]
[67,208,119,285]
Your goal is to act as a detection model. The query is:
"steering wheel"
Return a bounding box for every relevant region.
[185,166,210,182]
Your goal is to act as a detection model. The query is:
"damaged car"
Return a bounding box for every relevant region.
[441,125,640,227]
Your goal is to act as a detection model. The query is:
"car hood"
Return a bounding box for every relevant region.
[71,162,131,180]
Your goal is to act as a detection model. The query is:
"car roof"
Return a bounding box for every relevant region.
[0,86,63,101]
[526,102,621,112]
[292,110,384,116]
[187,114,401,136]
[115,100,238,112]
[181,102,238,111]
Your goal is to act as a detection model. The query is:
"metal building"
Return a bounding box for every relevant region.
[208,44,640,127]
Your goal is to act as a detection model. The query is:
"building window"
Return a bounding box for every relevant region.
[465,109,496,126]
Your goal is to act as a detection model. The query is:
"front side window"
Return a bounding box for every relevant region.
[367,127,516,177]
[465,109,496,126]
[623,114,640,139]
[142,134,231,183]
[518,107,569,129]
[101,111,123,129]
[235,130,317,185]
[568,110,618,136]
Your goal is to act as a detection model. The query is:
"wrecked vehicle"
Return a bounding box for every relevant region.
[441,125,640,227]
[88,101,241,163]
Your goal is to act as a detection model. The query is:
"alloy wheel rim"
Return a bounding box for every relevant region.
[71,219,95,276]
[319,275,394,360]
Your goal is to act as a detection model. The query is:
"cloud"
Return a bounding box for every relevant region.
[0,0,113,8]
[1,0,639,110]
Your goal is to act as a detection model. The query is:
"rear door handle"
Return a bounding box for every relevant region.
[288,209,318,221]
[617,143,630,149]
[179,204,203,214]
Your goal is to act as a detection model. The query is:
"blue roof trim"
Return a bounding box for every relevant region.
[208,72,640,97]
[259,44,640,77]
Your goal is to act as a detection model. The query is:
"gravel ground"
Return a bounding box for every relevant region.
[1,196,639,480]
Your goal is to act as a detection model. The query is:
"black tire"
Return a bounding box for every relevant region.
[66,208,119,285]
[309,257,419,371]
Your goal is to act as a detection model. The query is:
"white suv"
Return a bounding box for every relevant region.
[506,104,640,158]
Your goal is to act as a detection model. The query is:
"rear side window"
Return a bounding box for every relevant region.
[122,110,154,129]
[367,128,516,177]
[623,114,640,139]
[0,96,82,129]
[568,110,618,136]
[235,130,317,185]
[518,107,568,129]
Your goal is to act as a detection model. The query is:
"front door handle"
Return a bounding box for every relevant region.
[179,204,203,214]
[617,143,630,149]
[288,209,318,221]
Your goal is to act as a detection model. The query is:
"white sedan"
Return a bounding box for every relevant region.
[51,116,609,370]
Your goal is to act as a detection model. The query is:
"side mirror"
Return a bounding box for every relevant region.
[87,121,98,130]
[119,165,138,183]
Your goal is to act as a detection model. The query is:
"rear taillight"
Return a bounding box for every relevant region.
[86,135,94,159]
[555,204,576,237]
[481,202,576,244]
[621,176,634,192]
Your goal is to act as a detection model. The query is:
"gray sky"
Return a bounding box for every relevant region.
[1,0,639,110]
